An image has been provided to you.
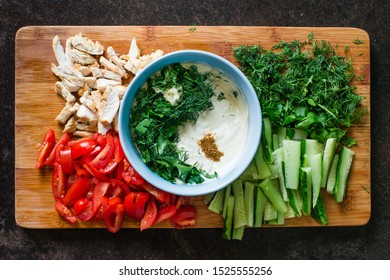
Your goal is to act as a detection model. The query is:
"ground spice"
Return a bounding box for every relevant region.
[198,133,224,162]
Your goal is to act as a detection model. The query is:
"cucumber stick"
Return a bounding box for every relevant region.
[254,186,267,227]
[232,180,247,228]
[244,182,255,227]
[272,134,279,151]
[253,143,272,179]
[311,153,323,207]
[287,189,302,217]
[299,167,312,216]
[208,188,225,214]
[334,146,355,203]
[312,193,328,225]
[283,140,301,190]
[222,184,232,218]
[232,226,245,240]
[271,147,288,201]
[277,127,286,145]
[321,138,337,188]
[261,118,274,164]
[263,201,278,221]
[326,154,339,194]
[301,139,320,166]
[259,177,287,213]
[222,195,234,240]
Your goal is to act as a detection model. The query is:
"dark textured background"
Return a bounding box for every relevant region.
[1,0,389,260]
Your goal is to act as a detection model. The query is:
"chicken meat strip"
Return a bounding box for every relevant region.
[77,104,98,123]
[63,115,78,133]
[52,35,67,66]
[55,81,76,103]
[91,66,122,82]
[70,48,98,65]
[106,46,126,68]
[55,102,80,124]
[99,56,126,77]
[80,91,97,112]
[99,86,120,126]
[71,33,104,56]
[96,78,121,92]
[97,121,112,135]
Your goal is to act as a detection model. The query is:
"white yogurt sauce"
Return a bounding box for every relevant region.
[175,63,249,178]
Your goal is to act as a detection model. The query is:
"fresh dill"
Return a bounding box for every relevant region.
[354,38,363,44]
[233,34,366,146]
[189,23,197,32]
[360,184,370,193]
[130,63,215,184]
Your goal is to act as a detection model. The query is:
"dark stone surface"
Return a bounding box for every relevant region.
[1,0,389,260]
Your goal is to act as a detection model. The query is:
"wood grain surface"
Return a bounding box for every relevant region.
[15,26,371,229]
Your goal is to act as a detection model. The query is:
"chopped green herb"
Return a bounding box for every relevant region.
[354,38,363,44]
[360,184,370,193]
[130,63,215,184]
[233,34,366,146]
[355,75,364,81]
[189,23,197,32]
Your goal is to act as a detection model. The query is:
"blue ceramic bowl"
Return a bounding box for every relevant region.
[118,50,261,196]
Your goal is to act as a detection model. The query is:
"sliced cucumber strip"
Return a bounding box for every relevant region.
[334,146,355,203]
[259,177,287,213]
[299,166,312,216]
[283,140,301,190]
[244,182,255,227]
[326,154,339,194]
[232,180,247,228]
[321,138,337,188]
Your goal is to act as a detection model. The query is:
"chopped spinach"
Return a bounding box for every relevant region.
[130,63,215,184]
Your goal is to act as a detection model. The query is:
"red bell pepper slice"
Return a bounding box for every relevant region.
[124,192,150,220]
[104,203,124,233]
[100,133,124,174]
[71,136,97,159]
[110,179,130,196]
[73,197,89,216]
[155,205,177,224]
[142,182,170,205]
[59,145,74,174]
[52,163,66,201]
[91,132,115,169]
[35,128,56,169]
[55,200,77,224]
[140,196,157,231]
[62,177,92,206]
[83,161,109,182]
[170,205,197,229]
[91,181,111,214]
[45,132,70,167]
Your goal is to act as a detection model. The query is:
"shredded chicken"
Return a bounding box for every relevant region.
[51,33,164,135]
[71,33,104,56]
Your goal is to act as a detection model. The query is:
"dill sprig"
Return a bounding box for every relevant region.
[233,34,366,146]
[130,63,214,184]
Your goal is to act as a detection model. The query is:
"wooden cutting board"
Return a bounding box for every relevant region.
[15,26,371,229]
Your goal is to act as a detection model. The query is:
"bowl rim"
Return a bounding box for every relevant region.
[118,50,262,196]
